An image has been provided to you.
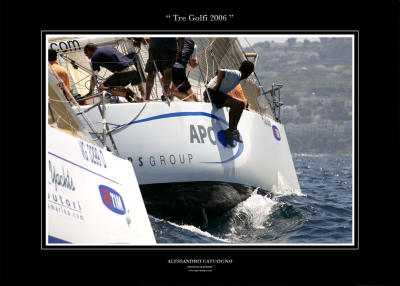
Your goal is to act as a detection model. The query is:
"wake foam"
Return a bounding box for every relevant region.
[231,189,277,230]
[151,216,230,243]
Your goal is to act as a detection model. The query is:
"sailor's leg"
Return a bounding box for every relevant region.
[145,71,156,101]
[137,82,145,97]
[224,96,245,131]
[169,82,177,100]
[162,67,172,96]
[189,90,199,102]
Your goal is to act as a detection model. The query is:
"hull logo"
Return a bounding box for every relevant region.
[272,125,281,141]
[99,185,126,215]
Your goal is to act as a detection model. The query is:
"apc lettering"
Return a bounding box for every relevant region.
[190,124,216,145]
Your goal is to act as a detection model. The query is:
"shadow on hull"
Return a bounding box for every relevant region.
[139,182,255,227]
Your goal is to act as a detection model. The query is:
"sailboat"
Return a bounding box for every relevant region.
[47,35,301,227]
[47,61,156,244]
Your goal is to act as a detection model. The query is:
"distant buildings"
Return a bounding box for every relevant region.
[280,105,299,121]
[285,120,352,137]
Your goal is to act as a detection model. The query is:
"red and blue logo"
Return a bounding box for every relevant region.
[272,125,281,141]
[99,185,126,215]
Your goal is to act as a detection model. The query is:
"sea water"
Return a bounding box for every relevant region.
[148,154,353,244]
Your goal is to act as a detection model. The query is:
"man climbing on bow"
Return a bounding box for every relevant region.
[84,43,141,102]
[206,60,254,147]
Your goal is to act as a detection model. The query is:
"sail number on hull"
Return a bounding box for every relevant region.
[78,141,107,168]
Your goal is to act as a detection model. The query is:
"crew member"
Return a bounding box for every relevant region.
[206,61,254,146]
[170,37,199,102]
[48,49,76,104]
[144,38,184,101]
[228,84,247,108]
[84,43,141,102]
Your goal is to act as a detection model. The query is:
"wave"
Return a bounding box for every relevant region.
[150,215,230,243]
[204,188,307,243]
[232,189,277,229]
[150,186,306,244]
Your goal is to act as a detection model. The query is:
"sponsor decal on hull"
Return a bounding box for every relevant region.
[272,125,281,141]
[123,111,244,165]
[47,159,84,221]
[99,185,126,215]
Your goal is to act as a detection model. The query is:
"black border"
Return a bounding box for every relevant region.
[3,3,399,285]
[41,30,358,251]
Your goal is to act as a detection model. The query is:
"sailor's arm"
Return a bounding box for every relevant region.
[189,58,199,68]
[141,38,150,45]
[189,45,199,68]
[139,38,150,45]
[88,70,99,96]
[210,69,225,91]
[176,38,185,62]
[178,38,185,53]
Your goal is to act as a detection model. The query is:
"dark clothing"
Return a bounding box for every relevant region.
[131,38,142,46]
[171,38,195,93]
[149,38,177,52]
[176,38,195,68]
[103,70,141,88]
[172,67,191,93]
[91,46,133,73]
[207,88,230,109]
[145,49,176,73]
[145,38,178,73]
[126,52,146,83]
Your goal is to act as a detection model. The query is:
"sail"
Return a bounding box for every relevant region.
[48,72,93,143]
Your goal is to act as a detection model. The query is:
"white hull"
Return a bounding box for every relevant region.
[78,102,300,195]
[47,126,156,244]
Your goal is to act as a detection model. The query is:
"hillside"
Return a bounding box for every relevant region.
[246,38,353,155]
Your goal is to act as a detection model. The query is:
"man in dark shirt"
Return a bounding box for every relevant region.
[170,38,199,101]
[125,38,149,98]
[84,43,141,101]
[144,38,184,101]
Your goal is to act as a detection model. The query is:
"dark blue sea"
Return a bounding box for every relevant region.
[148,154,353,244]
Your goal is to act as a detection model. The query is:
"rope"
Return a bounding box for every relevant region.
[181,93,196,101]
[196,39,215,57]
[105,102,148,135]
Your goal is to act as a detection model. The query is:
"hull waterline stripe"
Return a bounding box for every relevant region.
[121,111,229,128]
[48,235,71,244]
